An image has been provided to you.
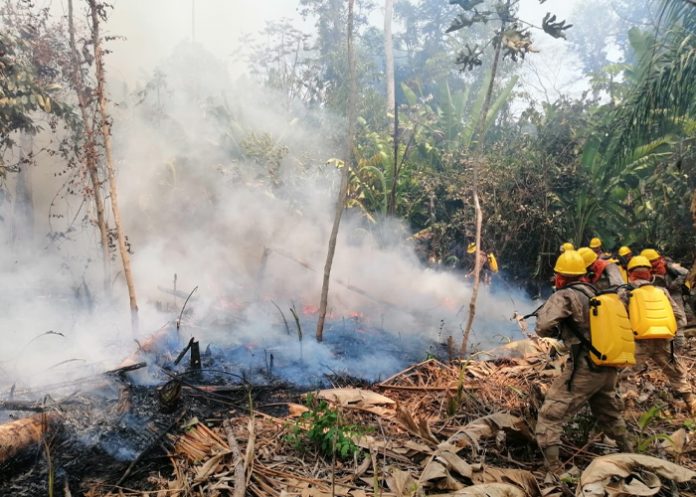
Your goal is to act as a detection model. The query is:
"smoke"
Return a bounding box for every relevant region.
[0,11,535,399]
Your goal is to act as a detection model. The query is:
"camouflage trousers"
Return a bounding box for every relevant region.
[635,339,692,395]
[536,354,627,449]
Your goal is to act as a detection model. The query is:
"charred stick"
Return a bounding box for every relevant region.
[173,338,194,366]
[289,305,303,342]
[115,411,186,487]
[105,362,147,376]
[190,340,201,371]
[0,400,47,412]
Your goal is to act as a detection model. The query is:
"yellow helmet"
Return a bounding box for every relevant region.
[627,255,652,271]
[560,242,575,253]
[640,248,660,261]
[578,246,598,267]
[589,237,602,249]
[554,250,587,276]
[467,242,477,254]
[618,246,632,257]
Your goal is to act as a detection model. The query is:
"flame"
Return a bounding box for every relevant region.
[302,304,319,315]
[440,297,458,312]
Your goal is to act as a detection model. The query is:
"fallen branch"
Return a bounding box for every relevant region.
[224,420,246,497]
[115,412,185,486]
[0,400,49,412]
[0,412,59,466]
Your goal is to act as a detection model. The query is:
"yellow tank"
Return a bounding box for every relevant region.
[588,293,636,367]
[628,285,677,339]
[487,253,499,273]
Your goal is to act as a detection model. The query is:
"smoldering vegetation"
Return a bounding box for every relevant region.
[0,40,529,395]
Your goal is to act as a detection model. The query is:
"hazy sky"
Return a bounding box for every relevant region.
[80,0,588,91]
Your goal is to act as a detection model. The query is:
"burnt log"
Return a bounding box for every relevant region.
[0,413,59,466]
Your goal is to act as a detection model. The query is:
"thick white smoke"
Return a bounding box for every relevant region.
[0,10,534,396]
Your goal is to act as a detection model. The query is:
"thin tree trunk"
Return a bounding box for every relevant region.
[387,105,398,216]
[13,134,34,245]
[316,0,357,342]
[384,0,396,216]
[384,0,395,115]
[68,0,110,291]
[461,186,483,354]
[90,0,139,332]
[460,7,506,355]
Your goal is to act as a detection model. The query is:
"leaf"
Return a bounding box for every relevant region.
[578,453,696,497]
[193,450,231,481]
[436,483,527,496]
[661,428,688,456]
[395,404,439,444]
[444,413,532,451]
[386,468,420,497]
[315,388,395,407]
[541,12,572,39]
[401,83,418,106]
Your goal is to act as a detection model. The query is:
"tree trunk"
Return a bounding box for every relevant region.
[384,0,395,115]
[68,0,110,291]
[90,0,139,332]
[387,105,398,216]
[0,413,59,466]
[316,0,357,342]
[460,187,482,354]
[460,6,507,355]
[13,134,34,245]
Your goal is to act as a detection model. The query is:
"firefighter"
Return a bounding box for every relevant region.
[641,248,691,320]
[640,248,687,291]
[466,242,498,284]
[578,247,623,290]
[617,246,633,283]
[589,237,612,260]
[535,250,632,472]
[621,256,696,415]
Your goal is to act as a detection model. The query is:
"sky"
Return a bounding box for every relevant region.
[63,0,590,98]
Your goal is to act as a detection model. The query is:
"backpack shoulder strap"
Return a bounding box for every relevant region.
[566,282,597,300]
[560,283,605,361]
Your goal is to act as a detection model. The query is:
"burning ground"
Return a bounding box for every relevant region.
[2,326,696,496]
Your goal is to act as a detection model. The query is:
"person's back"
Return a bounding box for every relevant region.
[619,256,695,415]
[578,247,623,290]
[592,259,624,290]
[535,250,631,473]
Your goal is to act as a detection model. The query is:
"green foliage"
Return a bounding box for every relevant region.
[285,394,364,460]
[635,404,673,453]
[638,404,663,432]
[0,6,70,180]
[446,0,572,71]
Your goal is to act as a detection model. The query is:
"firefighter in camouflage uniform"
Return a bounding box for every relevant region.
[535,250,632,472]
[619,256,696,415]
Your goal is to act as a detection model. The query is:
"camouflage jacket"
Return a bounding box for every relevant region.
[536,283,596,346]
